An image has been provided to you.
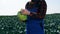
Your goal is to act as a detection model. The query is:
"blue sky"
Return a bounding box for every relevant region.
[0,0,60,15]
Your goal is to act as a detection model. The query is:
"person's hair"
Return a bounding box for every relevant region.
[31,0,45,2]
[25,0,47,18]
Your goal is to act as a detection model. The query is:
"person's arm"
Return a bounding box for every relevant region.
[25,1,47,18]
[29,12,40,18]
[25,2,40,18]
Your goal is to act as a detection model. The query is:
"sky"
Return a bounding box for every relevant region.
[0,0,60,15]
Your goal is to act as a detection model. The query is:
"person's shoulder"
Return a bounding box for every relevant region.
[25,1,31,8]
[26,1,34,5]
[26,1,31,5]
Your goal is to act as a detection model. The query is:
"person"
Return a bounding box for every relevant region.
[21,0,47,34]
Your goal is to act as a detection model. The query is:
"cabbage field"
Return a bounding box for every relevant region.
[0,13,60,34]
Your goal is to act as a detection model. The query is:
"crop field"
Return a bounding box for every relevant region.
[0,14,60,34]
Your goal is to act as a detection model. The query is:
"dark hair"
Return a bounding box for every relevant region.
[25,0,47,18]
[31,0,45,2]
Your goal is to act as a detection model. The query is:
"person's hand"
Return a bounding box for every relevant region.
[21,9,30,15]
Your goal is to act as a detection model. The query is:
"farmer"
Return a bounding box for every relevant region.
[21,0,47,34]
